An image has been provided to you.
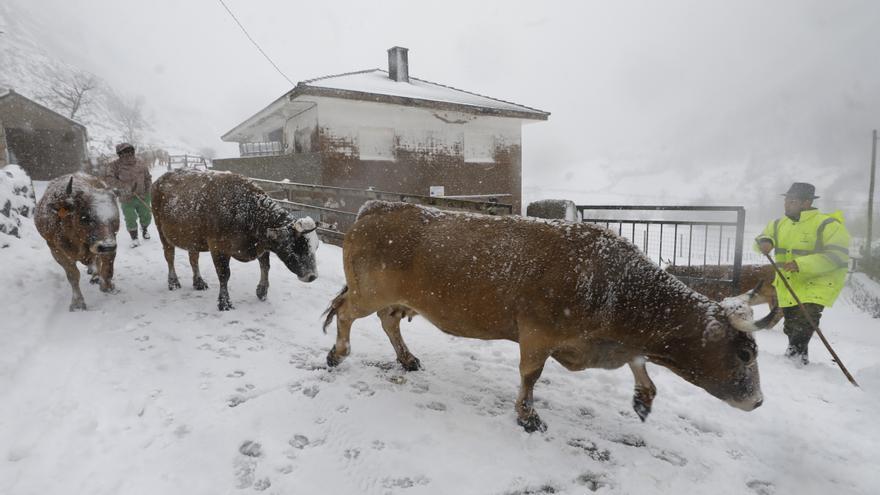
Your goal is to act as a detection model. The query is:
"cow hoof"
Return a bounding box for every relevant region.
[69,300,87,312]
[400,356,422,371]
[218,300,234,311]
[517,414,548,434]
[168,277,182,290]
[193,278,208,291]
[633,398,651,422]
[89,275,100,285]
[256,284,268,301]
[327,347,343,368]
[100,283,118,294]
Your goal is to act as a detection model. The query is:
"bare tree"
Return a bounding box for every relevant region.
[108,93,150,146]
[39,68,99,121]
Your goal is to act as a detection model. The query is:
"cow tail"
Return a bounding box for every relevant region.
[322,285,349,334]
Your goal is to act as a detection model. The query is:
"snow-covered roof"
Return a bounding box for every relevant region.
[222,69,549,142]
[301,69,549,117]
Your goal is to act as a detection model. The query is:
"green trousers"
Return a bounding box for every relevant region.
[121,193,152,232]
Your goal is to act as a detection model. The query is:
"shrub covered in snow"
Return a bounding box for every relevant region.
[0,164,37,241]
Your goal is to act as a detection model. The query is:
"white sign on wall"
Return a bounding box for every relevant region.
[429,186,445,197]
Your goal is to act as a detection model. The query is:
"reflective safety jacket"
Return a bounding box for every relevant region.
[754,209,850,308]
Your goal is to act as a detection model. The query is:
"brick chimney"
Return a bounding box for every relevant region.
[387,46,409,83]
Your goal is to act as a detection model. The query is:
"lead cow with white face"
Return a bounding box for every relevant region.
[324,201,764,432]
[35,173,120,311]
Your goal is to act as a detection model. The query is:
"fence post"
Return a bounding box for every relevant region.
[732,207,745,292]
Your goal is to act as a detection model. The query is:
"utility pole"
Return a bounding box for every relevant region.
[868,129,878,264]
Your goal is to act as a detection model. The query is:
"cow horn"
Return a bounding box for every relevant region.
[721,297,760,333]
[66,176,74,195]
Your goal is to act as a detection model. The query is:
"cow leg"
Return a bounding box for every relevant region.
[210,250,233,311]
[98,253,117,293]
[516,332,552,433]
[51,249,86,311]
[256,252,269,301]
[377,306,421,371]
[87,258,99,284]
[629,358,656,422]
[326,292,373,367]
[189,251,208,290]
[160,231,181,290]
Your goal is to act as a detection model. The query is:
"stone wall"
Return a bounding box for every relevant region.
[212,153,322,183]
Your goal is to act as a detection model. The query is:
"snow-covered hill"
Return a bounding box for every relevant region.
[1,176,879,494]
[0,2,192,158]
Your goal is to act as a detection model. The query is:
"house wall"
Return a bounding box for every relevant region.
[286,96,524,212]
[0,93,88,180]
[212,152,322,183]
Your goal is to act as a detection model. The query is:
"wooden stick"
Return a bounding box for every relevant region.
[764,253,859,387]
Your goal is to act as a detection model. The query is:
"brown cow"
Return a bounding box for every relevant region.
[665,264,782,328]
[35,173,120,311]
[151,169,319,311]
[323,201,764,432]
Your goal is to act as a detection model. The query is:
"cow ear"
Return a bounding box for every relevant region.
[703,320,726,342]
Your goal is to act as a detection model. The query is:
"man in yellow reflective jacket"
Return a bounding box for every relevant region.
[755,182,850,365]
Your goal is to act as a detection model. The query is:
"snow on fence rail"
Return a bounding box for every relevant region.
[249,178,513,245]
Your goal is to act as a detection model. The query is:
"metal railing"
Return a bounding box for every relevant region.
[251,178,513,245]
[577,205,747,292]
[239,141,283,157]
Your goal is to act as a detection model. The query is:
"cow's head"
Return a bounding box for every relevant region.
[266,216,319,282]
[52,177,119,254]
[657,297,764,411]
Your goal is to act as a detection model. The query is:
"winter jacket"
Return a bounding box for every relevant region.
[754,209,850,307]
[105,156,151,201]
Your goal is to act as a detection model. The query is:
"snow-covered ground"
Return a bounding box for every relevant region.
[1,183,879,495]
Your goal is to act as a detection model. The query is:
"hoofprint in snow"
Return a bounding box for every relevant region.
[1,183,879,495]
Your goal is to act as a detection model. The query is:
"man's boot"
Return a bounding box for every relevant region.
[142,225,151,240]
[129,229,140,248]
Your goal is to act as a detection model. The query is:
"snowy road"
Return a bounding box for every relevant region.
[1,212,879,495]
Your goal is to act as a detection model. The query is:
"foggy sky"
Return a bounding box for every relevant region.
[6,0,880,230]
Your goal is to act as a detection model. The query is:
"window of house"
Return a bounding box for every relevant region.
[358,127,395,161]
[464,131,495,163]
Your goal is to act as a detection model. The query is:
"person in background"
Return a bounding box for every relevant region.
[105,142,152,247]
[755,182,850,365]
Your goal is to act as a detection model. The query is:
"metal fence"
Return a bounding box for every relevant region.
[168,154,209,171]
[239,141,283,157]
[577,205,747,292]
[252,178,513,246]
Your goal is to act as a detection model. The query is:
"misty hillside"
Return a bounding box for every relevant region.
[0,2,190,158]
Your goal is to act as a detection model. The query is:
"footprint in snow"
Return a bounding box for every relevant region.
[351,381,374,396]
[576,472,612,492]
[302,385,320,398]
[746,480,775,495]
[233,441,262,489]
[226,370,245,378]
[648,447,687,466]
[567,438,612,462]
[424,401,447,411]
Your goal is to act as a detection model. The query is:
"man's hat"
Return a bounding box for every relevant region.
[116,142,135,154]
[782,182,819,200]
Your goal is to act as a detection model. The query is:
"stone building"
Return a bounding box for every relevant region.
[0,89,89,179]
